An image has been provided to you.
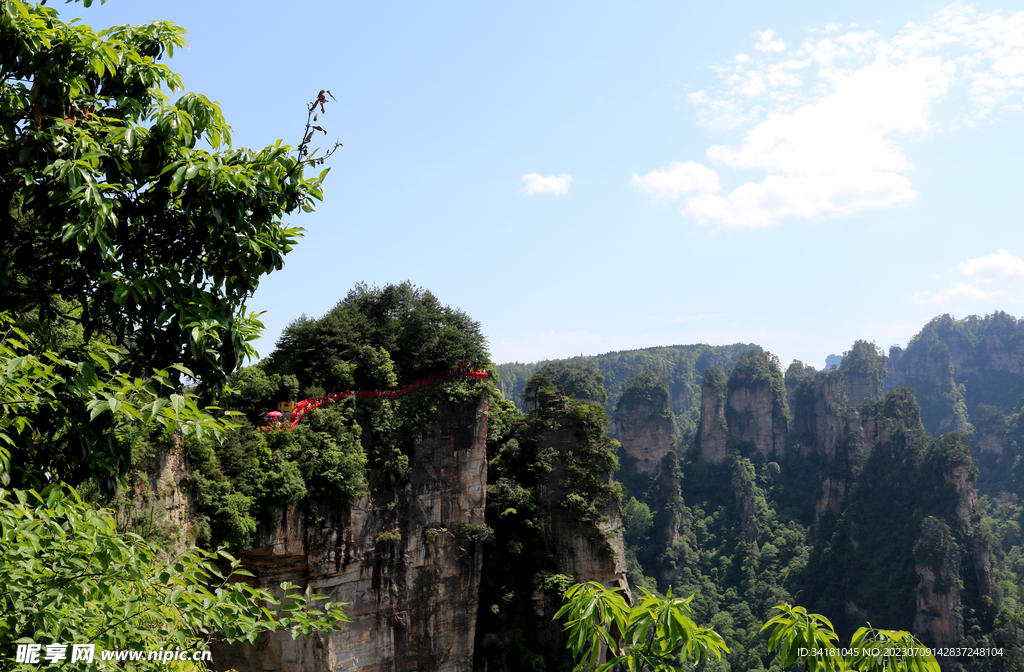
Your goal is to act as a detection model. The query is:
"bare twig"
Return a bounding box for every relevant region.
[294,89,342,171]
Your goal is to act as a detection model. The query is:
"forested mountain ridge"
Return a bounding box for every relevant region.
[500,312,1024,671]
[497,343,756,444]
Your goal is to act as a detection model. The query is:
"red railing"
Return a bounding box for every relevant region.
[261,362,488,431]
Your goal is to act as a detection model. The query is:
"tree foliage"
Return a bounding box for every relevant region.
[762,603,940,672]
[0,486,350,672]
[616,369,672,422]
[554,581,728,672]
[524,361,608,408]
[266,282,488,391]
[0,0,337,490]
[1,0,330,387]
[0,313,232,493]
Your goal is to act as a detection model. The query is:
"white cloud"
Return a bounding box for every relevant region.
[639,5,1024,227]
[632,162,722,200]
[756,29,787,53]
[736,53,750,63]
[909,282,1002,305]
[959,249,1024,282]
[521,173,572,196]
[909,250,1024,305]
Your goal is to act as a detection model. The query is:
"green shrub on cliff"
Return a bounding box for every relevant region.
[524,361,608,407]
[265,282,489,391]
[840,340,888,395]
[617,369,673,422]
[729,347,789,417]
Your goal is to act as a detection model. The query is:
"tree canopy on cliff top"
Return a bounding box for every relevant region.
[264,282,490,391]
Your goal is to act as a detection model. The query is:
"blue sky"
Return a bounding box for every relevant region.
[72,1,1024,369]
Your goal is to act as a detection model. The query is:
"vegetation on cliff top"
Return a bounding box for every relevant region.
[497,343,754,446]
[180,282,494,549]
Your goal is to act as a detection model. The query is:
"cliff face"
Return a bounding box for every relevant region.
[886,343,968,436]
[212,394,489,672]
[913,516,964,648]
[697,370,728,465]
[122,432,197,556]
[696,361,787,464]
[616,400,673,476]
[811,372,846,459]
[535,416,630,594]
[725,383,787,460]
[474,391,630,671]
[911,453,991,654]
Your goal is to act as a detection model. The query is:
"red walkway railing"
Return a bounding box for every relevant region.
[261,362,488,430]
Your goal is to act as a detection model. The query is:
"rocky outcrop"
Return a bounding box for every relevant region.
[212,394,489,672]
[910,441,995,668]
[734,468,758,545]
[886,342,968,436]
[697,369,729,465]
[697,359,788,463]
[121,433,196,556]
[844,371,882,410]
[726,383,787,460]
[913,516,963,650]
[812,372,846,459]
[534,405,630,596]
[814,477,846,521]
[616,401,673,476]
[973,410,1006,457]
[651,452,682,550]
[476,391,631,671]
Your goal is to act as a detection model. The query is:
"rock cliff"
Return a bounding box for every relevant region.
[697,367,729,465]
[725,382,787,460]
[211,394,489,672]
[474,389,630,671]
[122,432,196,556]
[534,413,630,594]
[696,352,787,464]
[615,398,673,476]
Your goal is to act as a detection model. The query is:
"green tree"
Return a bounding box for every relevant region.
[0,486,350,672]
[554,581,728,672]
[0,1,352,662]
[0,0,337,489]
[616,369,672,421]
[524,361,607,408]
[266,282,488,390]
[761,603,940,672]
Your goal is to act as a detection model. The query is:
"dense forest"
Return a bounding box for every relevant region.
[495,313,1024,672]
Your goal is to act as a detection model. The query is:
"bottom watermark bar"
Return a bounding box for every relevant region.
[15,644,212,665]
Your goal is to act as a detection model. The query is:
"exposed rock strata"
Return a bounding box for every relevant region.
[212,395,489,672]
[697,364,787,463]
[697,370,728,465]
[616,400,673,476]
[122,432,196,556]
[725,383,787,460]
